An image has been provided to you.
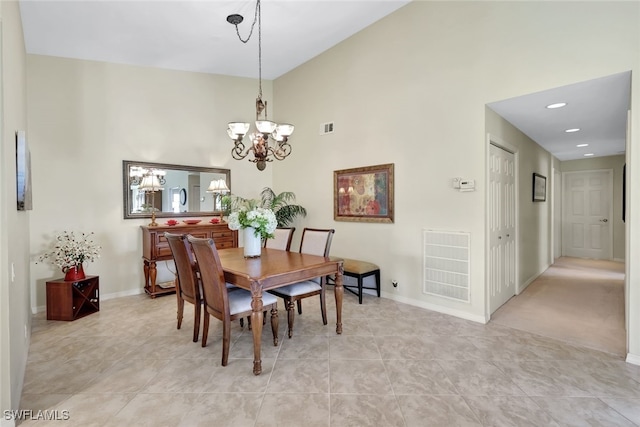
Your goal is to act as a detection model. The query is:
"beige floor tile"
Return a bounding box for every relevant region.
[533,396,638,427]
[330,394,405,427]
[330,359,393,394]
[257,393,329,427]
[17,257,638,426]
[267,359,329,393]
[397,395,482,427]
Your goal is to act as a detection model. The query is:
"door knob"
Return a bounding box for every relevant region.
[498,236,502,239]
[600,219,609,223]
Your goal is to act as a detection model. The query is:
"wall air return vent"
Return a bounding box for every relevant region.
[423,230,470,303]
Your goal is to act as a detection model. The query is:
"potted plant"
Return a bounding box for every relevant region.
[227,199,277,258]
[259,187,307,227]
[38,231,101,281]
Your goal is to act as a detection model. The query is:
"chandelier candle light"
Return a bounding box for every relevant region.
[226,0,295,171]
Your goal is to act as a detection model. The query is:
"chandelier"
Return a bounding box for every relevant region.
[226,0,294,171]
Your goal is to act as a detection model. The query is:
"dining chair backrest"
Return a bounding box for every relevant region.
[299,228,335,257]
[187,236,229,320]
[265,227,296,251]
[165,232,199,302]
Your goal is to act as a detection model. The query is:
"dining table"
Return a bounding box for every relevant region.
[217,247,344,375]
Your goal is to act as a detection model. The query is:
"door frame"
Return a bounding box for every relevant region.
[485,133,520,318]
[561,169,614,260]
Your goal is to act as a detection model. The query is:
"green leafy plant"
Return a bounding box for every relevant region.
[258,187,307,227]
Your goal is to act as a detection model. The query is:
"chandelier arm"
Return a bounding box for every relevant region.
[267,141,292,161]
[231,141,251,160]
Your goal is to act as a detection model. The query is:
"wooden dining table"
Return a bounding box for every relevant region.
[217,247,344,375]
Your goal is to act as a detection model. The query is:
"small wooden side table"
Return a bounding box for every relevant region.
[46,275,99,321]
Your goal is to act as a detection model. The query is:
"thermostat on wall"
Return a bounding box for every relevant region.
[452,177,475,192]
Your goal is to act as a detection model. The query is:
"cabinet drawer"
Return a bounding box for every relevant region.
[157,245,172,257]
[158,231,208,244]
[212,230,234,239]
[215,239,235,249]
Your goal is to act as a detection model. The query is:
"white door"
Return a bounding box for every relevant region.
[489,143,516,314]
[562,170,613,259]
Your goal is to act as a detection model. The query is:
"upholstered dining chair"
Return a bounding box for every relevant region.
[165,232,203,342]
[268,228,335,338]
[187,235,279,366]
[265,227,296,251]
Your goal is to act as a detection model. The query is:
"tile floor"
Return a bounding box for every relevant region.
[20,289,640,426]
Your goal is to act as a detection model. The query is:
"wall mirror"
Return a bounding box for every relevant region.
[122,160,231,220]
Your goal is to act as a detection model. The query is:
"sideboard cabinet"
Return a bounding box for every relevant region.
[141,222,238,297]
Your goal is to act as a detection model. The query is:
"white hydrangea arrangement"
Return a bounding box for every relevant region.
[37,231,101,270]
[227,199,277,240]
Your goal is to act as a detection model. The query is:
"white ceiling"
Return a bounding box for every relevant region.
[19,0,412,80]
[488,71,630,161]
[18,0,631,161]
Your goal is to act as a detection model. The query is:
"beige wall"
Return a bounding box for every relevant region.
[27,56,274,308]
[561,155,626,261]
[1,0,30,415]
[273,1,639,325]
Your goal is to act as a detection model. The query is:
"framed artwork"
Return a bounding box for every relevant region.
[334,163,394,223]
[532,173,546,202]
[16,130,33,211]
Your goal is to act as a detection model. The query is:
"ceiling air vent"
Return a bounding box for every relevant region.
[319,122,334,135]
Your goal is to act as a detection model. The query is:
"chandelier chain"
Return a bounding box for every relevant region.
[231,0,263,99]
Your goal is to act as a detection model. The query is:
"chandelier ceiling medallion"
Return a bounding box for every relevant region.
[226,0,294,171]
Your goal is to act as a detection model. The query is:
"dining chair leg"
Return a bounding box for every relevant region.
[286,299,296,338]
[270,307,279,346]
[201,312,210,348]
[176,296,184,330]
[192,301,201,343]
[296,300,302,315]
[222,321,231,366]
[320,285,328,325]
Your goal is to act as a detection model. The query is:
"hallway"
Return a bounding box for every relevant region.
[491,257,626,357]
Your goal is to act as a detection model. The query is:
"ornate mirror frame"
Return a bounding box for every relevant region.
[122,160,231,220]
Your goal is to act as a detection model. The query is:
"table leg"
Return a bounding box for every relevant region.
[334,263,344,334]
[250,283,264,375]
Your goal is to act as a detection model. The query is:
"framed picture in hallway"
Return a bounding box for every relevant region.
[334,163,394,223]
[532,173,546,202]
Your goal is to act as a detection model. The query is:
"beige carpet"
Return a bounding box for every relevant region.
[491,256,626,356]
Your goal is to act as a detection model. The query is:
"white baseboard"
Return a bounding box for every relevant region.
[380,291,487,324]
[626,352,640,366]
[101,288,144,301]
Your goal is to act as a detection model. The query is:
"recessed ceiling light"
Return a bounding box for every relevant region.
[565,128,581,133]
[546,102,567,109]
[576,143,589,147]
[584,153,594,157]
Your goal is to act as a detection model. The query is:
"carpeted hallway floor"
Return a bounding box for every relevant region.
[491,256,626,357]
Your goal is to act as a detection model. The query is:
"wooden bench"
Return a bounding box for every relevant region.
[328,257,380,304]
